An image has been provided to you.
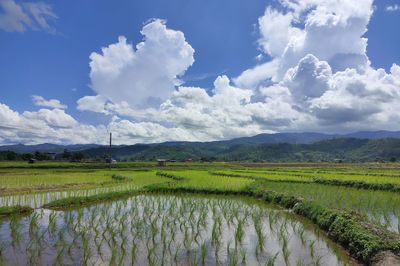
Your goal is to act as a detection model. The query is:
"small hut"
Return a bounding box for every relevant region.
[157,159,167,166]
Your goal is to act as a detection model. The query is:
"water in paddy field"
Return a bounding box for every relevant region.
[0,194,356,265]
[0,183,140,208]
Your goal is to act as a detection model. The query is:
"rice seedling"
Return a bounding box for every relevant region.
[265,252,279,266]
[201,242,207,265]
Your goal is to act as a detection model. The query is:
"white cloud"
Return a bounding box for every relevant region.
[230,0,400,133]
[83,19,194,112]
[32,95,67,109]
[77,95,108,114]
[23,108,77,128]
[0,0,57,32]
[0,103,192,145]
[158,76,271,140]
[283,54,332,103]
[0,103,105,144]
[233,59,280,88]
[309,64,400,126]
[257,8,302,58]
[386,4,400,12]
[236,0,373,86]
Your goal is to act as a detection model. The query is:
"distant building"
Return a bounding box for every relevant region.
[105,158,117,164]
[47,152,56,160]
[28,158,36,164]
[334,159,343,163]
[157,159,167,166]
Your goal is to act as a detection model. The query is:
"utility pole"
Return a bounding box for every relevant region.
[109,132,112,169]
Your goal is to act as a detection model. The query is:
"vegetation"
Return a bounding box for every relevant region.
[111,174,132,181]
[0,161,399,264]
[78,137,400,162]
[0,205,33,217]
[0,195,354,265]
[2,137,400,162]
[43,190,140,209]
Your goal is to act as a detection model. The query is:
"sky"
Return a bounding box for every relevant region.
[0,0,399,145]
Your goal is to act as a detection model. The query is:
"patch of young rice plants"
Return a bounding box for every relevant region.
[0,194,354,265]
[231,165,400,184]
[0,172,169,208]
[157,170,253,190]
[0,169,113,188]
[256,180,400,233]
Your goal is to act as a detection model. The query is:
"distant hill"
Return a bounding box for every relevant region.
[82,137,400,162]
[0,143,100,154]
[1,131,400,162]
[225,132,333,144]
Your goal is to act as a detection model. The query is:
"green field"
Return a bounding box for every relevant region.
[0,161,399,265]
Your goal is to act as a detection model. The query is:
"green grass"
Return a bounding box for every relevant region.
[0,205,33,217]
[0,171,170,207]
[251,179,400,232]
[43,190,140,209]
[0,169,166,192]
[0,169,115,188]
[230,166,400,184]
[157,170,253,191]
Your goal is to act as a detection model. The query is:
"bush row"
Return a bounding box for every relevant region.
[0,205,33,217]
[210,171,400,192]
[209,171,312,183]
[156,171,186,181]
[43,190,140,210]
[313,177,400,192]
[111,174,132,181]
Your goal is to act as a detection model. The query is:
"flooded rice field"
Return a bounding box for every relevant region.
[0,183,140,208]
[0,194,356,265]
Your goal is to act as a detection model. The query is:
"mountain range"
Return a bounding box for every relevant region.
[1,131,400,162]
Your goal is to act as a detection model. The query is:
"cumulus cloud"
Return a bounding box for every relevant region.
[236,0,373,87]
[78,19,194,114]
[0,0,57,32]
[23,108,77,128]
[32,95,67,109]
[230,0,400,132]
[386,4,400,12]
[0,103,101,144]
[0,103,203,145]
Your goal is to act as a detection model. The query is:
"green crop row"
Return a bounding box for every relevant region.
[0,205,33,217]
[313,177,400,192]
[155,171,186,180]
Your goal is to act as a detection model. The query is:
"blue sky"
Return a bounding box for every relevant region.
[0,0,399,144]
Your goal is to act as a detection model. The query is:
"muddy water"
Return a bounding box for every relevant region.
[0,194,357,265]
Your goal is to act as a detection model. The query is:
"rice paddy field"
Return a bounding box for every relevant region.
[0,161,399,265]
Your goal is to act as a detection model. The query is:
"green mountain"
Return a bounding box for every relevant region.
[81,137,400,162]
[2,131,400,162]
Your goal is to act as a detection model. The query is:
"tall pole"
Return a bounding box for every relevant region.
[109,132,112,169]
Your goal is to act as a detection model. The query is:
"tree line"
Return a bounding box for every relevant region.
[0,149,85,161]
